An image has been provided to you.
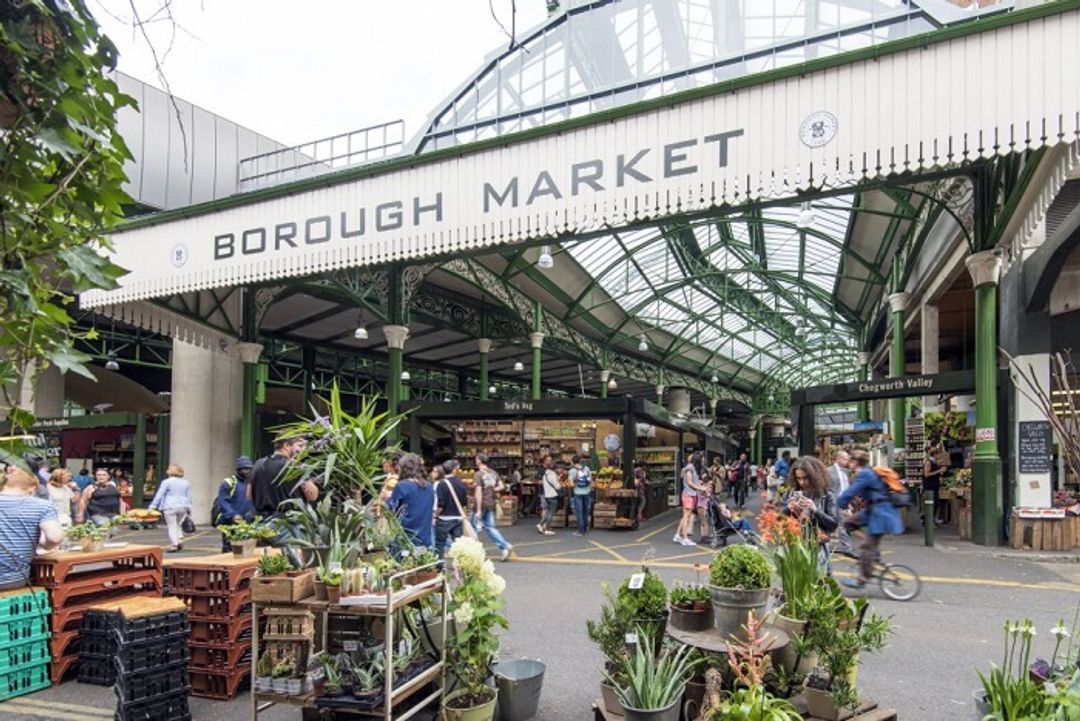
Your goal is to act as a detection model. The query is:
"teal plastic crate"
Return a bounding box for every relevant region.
[0,614,50,645]
[0,590,50,621]
[0,663,50,702]
[0,638,50,674]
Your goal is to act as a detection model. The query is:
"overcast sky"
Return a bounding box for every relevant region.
[93,1,550,147]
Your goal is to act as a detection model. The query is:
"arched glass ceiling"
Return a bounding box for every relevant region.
[410,0,1011,153]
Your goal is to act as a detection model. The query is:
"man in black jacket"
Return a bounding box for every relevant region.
[248,436,318,517]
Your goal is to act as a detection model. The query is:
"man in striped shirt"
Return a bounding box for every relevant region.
[0,465,65,591]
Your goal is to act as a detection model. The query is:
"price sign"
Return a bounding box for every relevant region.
[627,573,645,590]
[329,561,342,573]
[343,640,359,652]
[624,632,639,646]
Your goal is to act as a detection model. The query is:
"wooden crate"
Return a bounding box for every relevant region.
[495,496,519,527]
[251,571,315,604]
[1009,515,1079,551]
[958,506,972,540]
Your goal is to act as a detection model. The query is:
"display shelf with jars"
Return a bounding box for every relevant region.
[523,421,597,467]
[452,420,523,472]
[637,447,678,505]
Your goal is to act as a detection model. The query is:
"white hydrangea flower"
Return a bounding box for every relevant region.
[485,572,506,596]
[447,536,486,575]
[453,601,475,626]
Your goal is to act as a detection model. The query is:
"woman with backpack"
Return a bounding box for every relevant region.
[569,455,593,537]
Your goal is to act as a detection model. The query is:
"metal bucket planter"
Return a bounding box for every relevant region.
[619,692,683,721]
[972,690,991,720]
[668,604,712,633]
[494,659,545,721]
[709,586,769,639]
[802,687,842,721]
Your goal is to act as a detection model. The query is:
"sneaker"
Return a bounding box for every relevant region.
[536,523,545,534]
[543,530,556,536]
[501,547,512,562]
[843,578,866,589]
[680,538,697,547]
[673,534,683,544]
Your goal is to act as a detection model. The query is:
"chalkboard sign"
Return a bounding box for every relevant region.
[1018,421,1052,474]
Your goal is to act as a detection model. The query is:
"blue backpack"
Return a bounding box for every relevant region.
[575,464,592,488]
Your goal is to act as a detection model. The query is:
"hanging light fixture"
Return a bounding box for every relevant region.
[354,316,368,341]
[104,353,119,371]
[513,360,524,372]
[638,334,648,352]
[537,246,554,270]
[608,377,617,391]
[488,384,498,396]
[796,201,815,229]
[710,372,719,384]
[400,370,411,382]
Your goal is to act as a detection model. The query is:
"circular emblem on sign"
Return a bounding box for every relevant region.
[799,111,839,149]
[603,433,621,452]
[170,243,189,268]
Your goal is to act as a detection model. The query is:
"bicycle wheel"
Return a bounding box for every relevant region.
[877,563,922,601]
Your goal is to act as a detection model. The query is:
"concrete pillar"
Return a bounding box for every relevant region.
[921,303,940,412]
[668,388,691,415]
[32,364,65,418]
[530,332,544,401]
[966,250,1004,545]
[168,340,246,524]
[888,292,910,447]
[477,338,492,401]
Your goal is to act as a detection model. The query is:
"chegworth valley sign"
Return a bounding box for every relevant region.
[82,5,1080,308]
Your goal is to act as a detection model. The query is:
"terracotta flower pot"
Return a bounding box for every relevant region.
[326,585,341,604]
[313,580,328,602]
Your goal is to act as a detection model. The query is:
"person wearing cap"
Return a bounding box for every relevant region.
[214,456,256,552]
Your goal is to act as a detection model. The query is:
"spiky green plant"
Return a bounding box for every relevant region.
[603,629,697,711]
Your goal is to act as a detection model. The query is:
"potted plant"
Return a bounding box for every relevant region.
[443,536,509,721]
[255,652,274,693]
[66,517,120,552]
[257,553,294,576]
[351,660,385,709]
[616,567,668,651]
[221,517,276,556]
[271,658,295,694]
[695,612,800,721]
[587,584,634,717]
[603,629,697,721]
[668,583,712,633]
[319,655,344,697]
[393,638,419,684]
[801,591,892,720]
[708,545,772,640]
[319,567,343,604]
[757,509,822,673]
[405,548,441,584]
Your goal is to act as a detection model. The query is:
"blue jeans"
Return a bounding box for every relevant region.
[572,494,591,534]
[472,510,510,551]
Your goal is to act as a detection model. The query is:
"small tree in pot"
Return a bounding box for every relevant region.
[616,567,669,651]
[708,545,772,640]
[588,584,636,716]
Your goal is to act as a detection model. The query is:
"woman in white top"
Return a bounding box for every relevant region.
[149,464,194,552]
[47,468,78,527]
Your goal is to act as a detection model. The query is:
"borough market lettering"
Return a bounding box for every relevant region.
[212,128,744,260]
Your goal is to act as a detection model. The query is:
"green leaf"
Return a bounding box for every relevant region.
[36,127,80,161]
[47,348,97,380]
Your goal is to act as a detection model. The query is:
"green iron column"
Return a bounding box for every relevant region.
[888,292,910,449]
[600,370,610,398]
[478,338,492,401]
[530,333,544,401]
[966,250,1004,545]
[301,346,316,413]
[856,352,871,423]
[236,342,263,459]
[384,325,409,423]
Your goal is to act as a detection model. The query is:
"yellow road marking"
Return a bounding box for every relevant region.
[0,702,113,721]
[650,549,713,562]
[3,699,114,717]
[544,541,646,559]
[505,539,562,549]
[636,515,680,543]
[589,540,630,563]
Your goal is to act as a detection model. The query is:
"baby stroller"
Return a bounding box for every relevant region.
[706,494,761,548]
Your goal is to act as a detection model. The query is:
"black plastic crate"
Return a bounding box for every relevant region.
[114,636,190,676]
[79,609,119,635]
[78,630,116,658]
[114,663,189,705]
[113,612,188,643]
[77,656,116,686]
[115,688,191,721]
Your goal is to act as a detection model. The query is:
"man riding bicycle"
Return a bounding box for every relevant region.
[835,449,904,589]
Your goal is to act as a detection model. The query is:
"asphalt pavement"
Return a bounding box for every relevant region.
[2,498,1077,721]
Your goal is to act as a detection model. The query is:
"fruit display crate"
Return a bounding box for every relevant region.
[164,553,262,700]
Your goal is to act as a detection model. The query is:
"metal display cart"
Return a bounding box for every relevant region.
[251,564,447,721]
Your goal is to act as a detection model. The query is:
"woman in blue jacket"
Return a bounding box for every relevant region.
[836,450,903,588]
